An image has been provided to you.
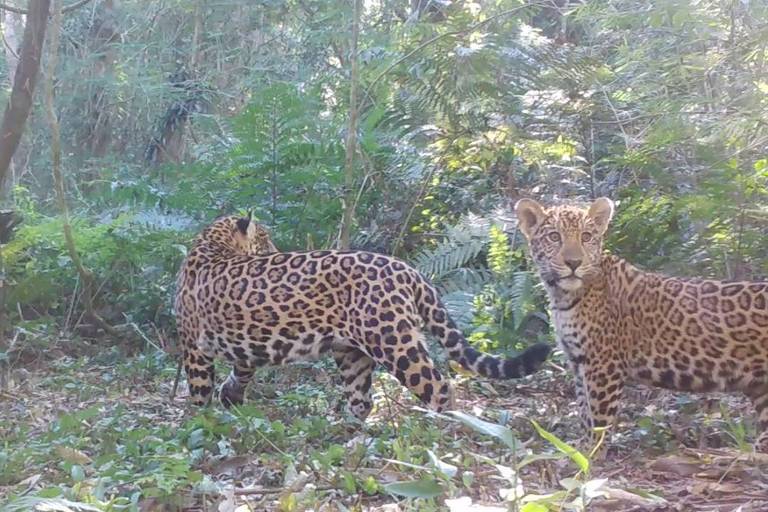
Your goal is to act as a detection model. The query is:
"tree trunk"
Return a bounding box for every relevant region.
[0,9,24,198]
[144,70,198,167]
[0,0,50,197]
[339,0,361,250]
[81,0,117,158]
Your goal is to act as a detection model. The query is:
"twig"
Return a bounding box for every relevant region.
[391,165,437,255]
[63,274,79,332]
[127,320,162,352]
[0,0,93,14]
[1,25,19,60]
[235,484,335,496]
[194,485,336,496]
[599,86,632,150]
[170,358,182,400]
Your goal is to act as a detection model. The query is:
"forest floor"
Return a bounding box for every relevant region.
[1,342,768,512]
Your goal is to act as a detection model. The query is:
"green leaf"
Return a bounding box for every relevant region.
[71,464,85,482]
[449,411,520,450]
[383,479,443,498]
[362,476,379,495]
[531,420,589,473]
[37,487,63,498]
[187,428,206,450]
[342,471,357,494]
[521,503,549,512]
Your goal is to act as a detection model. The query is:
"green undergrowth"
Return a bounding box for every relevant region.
[0,351,751,511]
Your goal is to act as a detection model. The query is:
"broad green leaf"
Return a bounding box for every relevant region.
[531,420,589,473]
[449,411,520,450]
[521,503,549,512]
[187,428,206,450]
[383,479,443,498]
[70,464,85,482]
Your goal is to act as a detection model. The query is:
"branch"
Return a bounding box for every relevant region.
[0,0,93,14]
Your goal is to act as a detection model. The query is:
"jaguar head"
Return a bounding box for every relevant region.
[515,197,614,293]
[201,214,278,256]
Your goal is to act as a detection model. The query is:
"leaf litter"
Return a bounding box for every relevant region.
[0,353,766,511]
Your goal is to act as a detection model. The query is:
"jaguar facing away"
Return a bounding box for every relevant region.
[515,197,768,451]
[174,215,551,419]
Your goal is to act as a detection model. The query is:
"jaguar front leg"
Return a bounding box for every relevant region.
[183,345,215,406]
[567,352,624,455]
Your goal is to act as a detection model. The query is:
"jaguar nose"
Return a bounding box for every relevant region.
[565,258,582,271]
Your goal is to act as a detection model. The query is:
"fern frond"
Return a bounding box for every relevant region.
[508,270,537,329]
[413,237,486,280]
[440,290,478,330]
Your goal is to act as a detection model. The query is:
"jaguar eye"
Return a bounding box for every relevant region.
[581,232,593,243]
[547,232,561,243]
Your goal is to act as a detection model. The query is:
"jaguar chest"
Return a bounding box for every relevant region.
[552,308,586,361]
[551,292,615,363]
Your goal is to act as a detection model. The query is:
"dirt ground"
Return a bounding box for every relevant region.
[1,352,767,511]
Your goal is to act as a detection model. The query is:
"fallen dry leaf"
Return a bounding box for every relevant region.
[54,445,92,465]
[648,454,701,477]
[689,480,744,495]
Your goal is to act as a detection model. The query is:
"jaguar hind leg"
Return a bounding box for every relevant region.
[220,361,258,407]
[333,345,376,420]
[369,328,453,413]
[746,385,768,453]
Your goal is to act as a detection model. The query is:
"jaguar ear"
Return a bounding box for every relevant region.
[514,198,546,239]
[587,197,614,235]
[235,216,250,235]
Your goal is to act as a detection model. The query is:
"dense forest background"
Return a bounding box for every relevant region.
[3,0,768,344]
[1,0,768,511]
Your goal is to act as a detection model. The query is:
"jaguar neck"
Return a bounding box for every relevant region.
[548,286,587,312]
[193,239,241,258]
